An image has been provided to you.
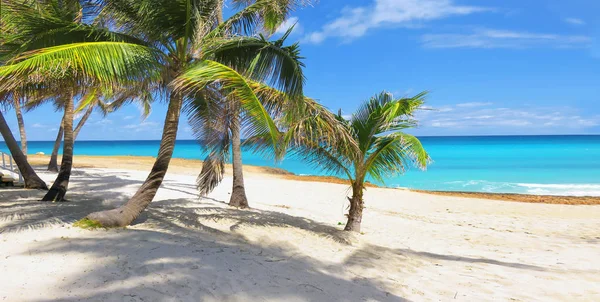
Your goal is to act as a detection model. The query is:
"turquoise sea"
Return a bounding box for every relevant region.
[3,135,600,196]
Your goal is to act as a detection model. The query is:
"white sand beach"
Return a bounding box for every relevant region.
[1,166,600,301]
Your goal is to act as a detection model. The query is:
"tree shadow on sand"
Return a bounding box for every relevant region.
[0,170,139,233]
[3,167,582,301]
[16,223,409,301]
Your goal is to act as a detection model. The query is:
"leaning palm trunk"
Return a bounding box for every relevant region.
[42,97,74,201]
[86,94,183,227]
[13,97,27,157]
[48,119,64,172]
[228,113,249,208]
[0,110,48,189]
[344,182,365,232]
[73,103,94,139]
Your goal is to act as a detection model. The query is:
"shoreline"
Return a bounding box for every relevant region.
[26,154,600,205]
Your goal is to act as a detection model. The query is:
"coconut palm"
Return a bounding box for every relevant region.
[188,92,251,208]
[193,81,358,207]
[0,0,160,201]
[0,92,48,189]
[13,94,27,157]
[0,0,307,224]
[0,1,48,189]
[0,91,29,157]
[46,90,113,172]
[294,91,431,232]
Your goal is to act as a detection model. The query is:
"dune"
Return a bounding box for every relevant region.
[1,164,600,301]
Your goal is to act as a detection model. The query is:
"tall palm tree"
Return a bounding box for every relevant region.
[0,94,48,189]
[0,0,47,189]
[0,0,307,225]
[46,90,112,172]
[193,80,357,207]
[295,92,431,232]
[188,92,251,208]
[13,94,27,157]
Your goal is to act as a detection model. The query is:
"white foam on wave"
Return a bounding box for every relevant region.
[515,183,600,196]
[440,180,600,196]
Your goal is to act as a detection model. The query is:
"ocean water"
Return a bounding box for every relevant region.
[3,135,600,196]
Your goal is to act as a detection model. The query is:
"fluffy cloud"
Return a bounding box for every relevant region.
[421,29,592,49]
[303,0,490,44]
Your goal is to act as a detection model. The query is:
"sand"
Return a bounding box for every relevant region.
[1,163,600,301]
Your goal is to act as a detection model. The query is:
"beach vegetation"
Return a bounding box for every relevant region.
[0,0,307,216]
[73,218,105,230]
[294,91,431,232]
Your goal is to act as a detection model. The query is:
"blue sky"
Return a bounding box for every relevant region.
[3,0,600,140]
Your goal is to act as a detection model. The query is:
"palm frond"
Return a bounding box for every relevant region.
[174,59,281,148]
[209,0,308,38]
[186,87,233,196]
[365,132,431,184]
[205,33,305,98]
[0,42,162,92]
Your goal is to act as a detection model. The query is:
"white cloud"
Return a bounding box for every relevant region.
[416,103,599,131]
[123,115,135,120]
[275,17,302,35]
[31,123,45,128]
[303,0,491,44]
[564,18,585,26]
[422,29,592,49]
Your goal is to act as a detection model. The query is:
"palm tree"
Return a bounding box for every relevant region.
[13,94,27,157]
[193,81,357,208]
[46,91,111,172]
[0,90,29,157]
[0,0,307,224]
[0,0,47,189]
[188,93,251,208]
[0,99,48,189]
[295,92,431,232]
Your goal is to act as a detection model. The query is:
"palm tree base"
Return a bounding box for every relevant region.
[344,194,363,232]
[86,207,132,228]
[228,187,249,208]
[343,218,361,232]
[41,187,67,202]
[24,181,49,190]
[47,164,59,173]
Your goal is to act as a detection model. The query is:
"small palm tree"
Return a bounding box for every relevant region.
[296,91,431,232]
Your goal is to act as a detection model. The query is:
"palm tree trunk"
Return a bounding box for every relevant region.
[13,97,27,157]
[73,103,94,139]
[42,97,74,202]
[216,0,224,24]
[228,112,249,208]
[48,118,64,172]
[344,182,364,232]
[0,110,48,189]
[86,94,183,227]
